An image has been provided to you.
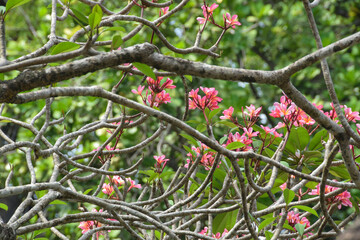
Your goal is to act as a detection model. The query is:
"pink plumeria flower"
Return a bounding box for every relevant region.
[224,13,241,29]
[132,85,145,95]
[356,124,360,135]
[112,176,125,186]
[188,87,222,111]
[244,104,262,119]
[126,178,142,191]
[78,220,94,234]
[220,106,234,120]
[185,143,219,170]
[197,3,218,24]
[160,7,169,15]
[243,127,259,138]
[309,183,352,209]
[154,155,169,173]
[102,183,114,195]
[344,105,360,122]
[280,182,287,191]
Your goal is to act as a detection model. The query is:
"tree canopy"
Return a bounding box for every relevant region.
[0,0,360,239]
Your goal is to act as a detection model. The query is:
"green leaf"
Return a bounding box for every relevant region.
[351,197,360,214]
[6,0,31,12]
[51,42,80,55]
[89,4,103,30]
[132,62,156,80]
[208,108,222,121]
[180,133,198,146]
[281,223,294,231]
[0,119,12,123]
[183,145,194,156]
[0,203,8,211]
[288,127,310,152]
[219,135,227,144]
[290,205,318,217]
[212,209,239,234]
[226,141,245,150]
[258,216,278,232]
[217,120,238,128]
[83,188,93,195]
[50,200,67,205]
[196,123,207,133]
[309,129,328,151]
[204,108,211,119]
[265,230,274,240]
[295,223,306,236]
[184,75,192,82]
[104,26,126,32]
[111,34,123,50]
[71,8,88,27]
[283,188,295,205]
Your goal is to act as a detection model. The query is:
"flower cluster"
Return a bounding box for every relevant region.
[184,143,218,170]
[199,227,229,239]
[309,183,352,209]
[93,145,119,164]
[285,210,311,236]
[196,2,241,29]
[132,76,176,107]
[154,155,169,173]
[189,87,222,112]
[269,95,323,129]
[223,130,254,152]
[102,176,141,197]
[78,209,107,238]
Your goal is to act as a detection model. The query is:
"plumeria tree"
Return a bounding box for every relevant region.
[0,0,360,239]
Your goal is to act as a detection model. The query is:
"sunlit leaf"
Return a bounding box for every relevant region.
[290,205,318,217]
[51,42,80,55]
[258,216,278,232]
[226,141,244,150]
[283,188,295,205]
[111,34,123,50]
[6,0,31,12]
[295,223,306,236]
[0,203,8,211]
[132,62,156,80]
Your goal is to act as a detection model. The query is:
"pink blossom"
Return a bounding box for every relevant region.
[93,145,119,161]
[126,178,142,191]
[147,90,172,107]
[243,127,259,138]
[199,226,229,239]
[220,106,234,120]
[188,87,222,111]
[185,143,219,170]
[224,132,252,151]
[224,13,241,29]
[344,105,360,122]
[309,183,352,209]
[244,104,262,119]
[78,220,94,234]
[160,7,169,15]
[154,155,169,173]
[270,102,296,118]
[102,183,114,195]
[147,76,176,94]
[280,182,287,191]
[197,3,218,24]
[112,176,125,186]
[285,210,311,229]
[132,85,145,95]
